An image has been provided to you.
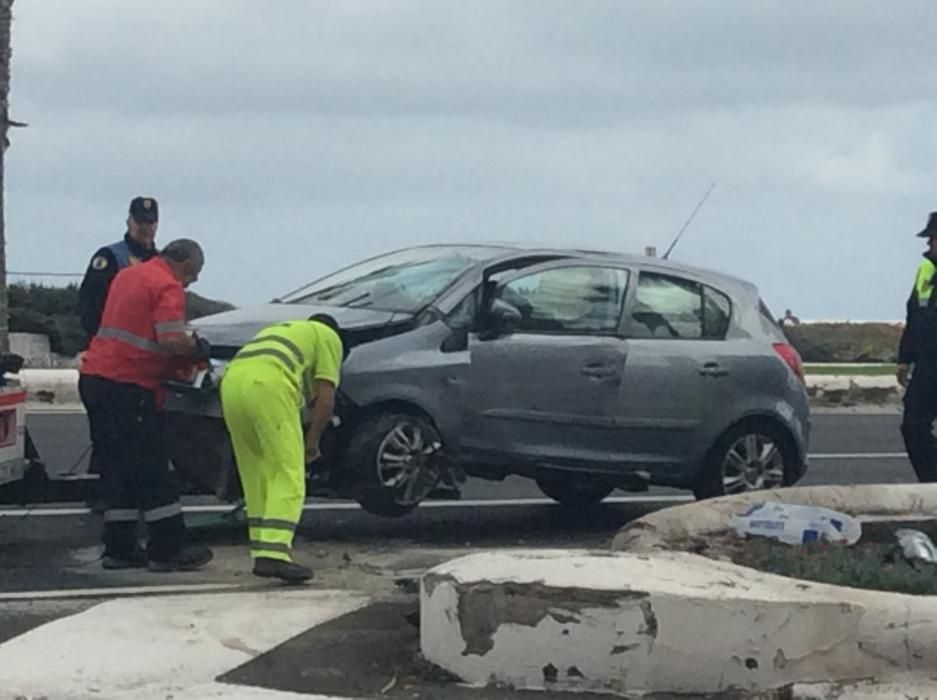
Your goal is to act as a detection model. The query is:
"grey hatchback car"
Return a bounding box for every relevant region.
[165,244,810,517]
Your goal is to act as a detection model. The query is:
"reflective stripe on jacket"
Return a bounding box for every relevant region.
[229,320,343,407]
[80,257,187,402]
[900,255,937,365]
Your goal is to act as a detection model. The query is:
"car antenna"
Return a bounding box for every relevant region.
[662,181,716,260]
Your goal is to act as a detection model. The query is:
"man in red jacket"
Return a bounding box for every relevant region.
[80,239,213,572]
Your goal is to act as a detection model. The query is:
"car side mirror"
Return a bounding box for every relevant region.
[440,328,469,353]
[479,299,522,340]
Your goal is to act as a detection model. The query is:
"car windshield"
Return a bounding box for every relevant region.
[282,246,507,313]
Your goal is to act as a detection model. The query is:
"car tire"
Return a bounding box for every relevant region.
[346,412,443,518]
[535,471,614,507]
[693,421,797,501]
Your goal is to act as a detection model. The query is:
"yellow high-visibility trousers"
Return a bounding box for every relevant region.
[220,362,305,562]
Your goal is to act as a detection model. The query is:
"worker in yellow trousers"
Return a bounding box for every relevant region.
[220,314,346,583]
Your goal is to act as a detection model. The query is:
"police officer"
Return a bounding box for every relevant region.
[220,314,347,583]
[78,196,160,343]
[79,239,213,572]
[899,212,937,482]
[78,196,159,493]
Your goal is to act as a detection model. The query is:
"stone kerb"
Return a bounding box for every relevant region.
[611,483,937,553]
[422,484,937,696]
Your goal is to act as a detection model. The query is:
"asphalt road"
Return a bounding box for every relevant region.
[23,408,915,500]
[0,408,921,698]
[3,407,915,594]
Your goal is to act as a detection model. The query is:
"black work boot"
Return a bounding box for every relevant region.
[148,544,214,573]
[252,557,313,584]
[102,547,148,570]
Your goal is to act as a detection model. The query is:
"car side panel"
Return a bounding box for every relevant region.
[337,322,468,446]
[683,343,811,481]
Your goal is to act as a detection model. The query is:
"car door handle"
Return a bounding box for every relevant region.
[581,363,621,380]
[699,362,729,378]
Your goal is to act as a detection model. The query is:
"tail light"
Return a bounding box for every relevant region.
[773,342,805,383]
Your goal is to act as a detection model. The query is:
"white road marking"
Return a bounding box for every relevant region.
[0,583,248,602]
[137,683,343,698]
[809,452,906,459]
[0,588,368,699]
[0,494,693,518]
[0,453,910,519]
[26,405,86,416]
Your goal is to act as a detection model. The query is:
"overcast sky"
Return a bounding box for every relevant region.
[6,1,936,319]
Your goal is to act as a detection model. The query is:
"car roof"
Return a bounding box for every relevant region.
[448,241,756,295]
[284,242,756,301]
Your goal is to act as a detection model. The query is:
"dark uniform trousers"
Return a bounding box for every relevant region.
[79,236,156,482]
[902,361,937,482]
[78,375,185,561]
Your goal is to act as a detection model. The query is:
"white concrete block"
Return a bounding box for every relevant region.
[19,368,81,407]
[422,549,937,696]
[810,375,898,391]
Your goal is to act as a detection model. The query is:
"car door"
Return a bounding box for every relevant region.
[618,270,734,473]
[461,261,632,468]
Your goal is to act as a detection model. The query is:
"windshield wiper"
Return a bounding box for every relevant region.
[344,292,373,308]
[299,264,401,302]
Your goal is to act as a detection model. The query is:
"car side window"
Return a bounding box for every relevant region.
[629,273,732,340]
[703,287,732,339]
[498,266,629,334]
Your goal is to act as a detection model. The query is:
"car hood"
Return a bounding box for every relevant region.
[190,303,409,347]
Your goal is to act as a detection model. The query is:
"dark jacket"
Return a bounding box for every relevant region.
[898,252,937,366]
[78,233,157,343]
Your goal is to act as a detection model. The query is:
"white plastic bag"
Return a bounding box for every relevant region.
[730,501,861,545]
[895,528,937,565]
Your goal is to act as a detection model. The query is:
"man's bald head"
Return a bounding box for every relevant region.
[160,239,204,288]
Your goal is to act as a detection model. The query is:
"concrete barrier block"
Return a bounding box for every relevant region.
[611,483,937,553]
[19,368,81,407]
[421,549,937,696]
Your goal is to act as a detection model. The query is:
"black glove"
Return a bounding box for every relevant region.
[194,335,212,361]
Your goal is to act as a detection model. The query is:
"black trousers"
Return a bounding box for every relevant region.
[78,375,186,561]
[902,362,937,483]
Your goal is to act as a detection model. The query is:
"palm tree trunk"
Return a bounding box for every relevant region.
[0,0,15,353]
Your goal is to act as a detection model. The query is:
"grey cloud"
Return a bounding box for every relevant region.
[5,1,937,320]
[16,1,937,123]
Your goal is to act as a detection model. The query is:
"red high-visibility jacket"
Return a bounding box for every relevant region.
[81,257,187,404]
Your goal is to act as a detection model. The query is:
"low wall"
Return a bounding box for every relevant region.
[10,333,52,368]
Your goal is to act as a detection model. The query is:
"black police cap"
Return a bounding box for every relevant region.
[129,196,159,223]
[917,212,937,238]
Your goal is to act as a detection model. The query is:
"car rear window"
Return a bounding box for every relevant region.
[703,287,732,339]
[758,299,785,337]
[628,272,732,340]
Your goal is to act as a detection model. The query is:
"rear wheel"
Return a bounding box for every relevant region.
[694,422,797,500]
[346,413,443,518]
[535,471,614,507]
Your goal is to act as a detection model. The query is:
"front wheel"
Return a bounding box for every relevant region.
[346,413,443,517]
[693,422,797,500]
[535,471,614,507]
